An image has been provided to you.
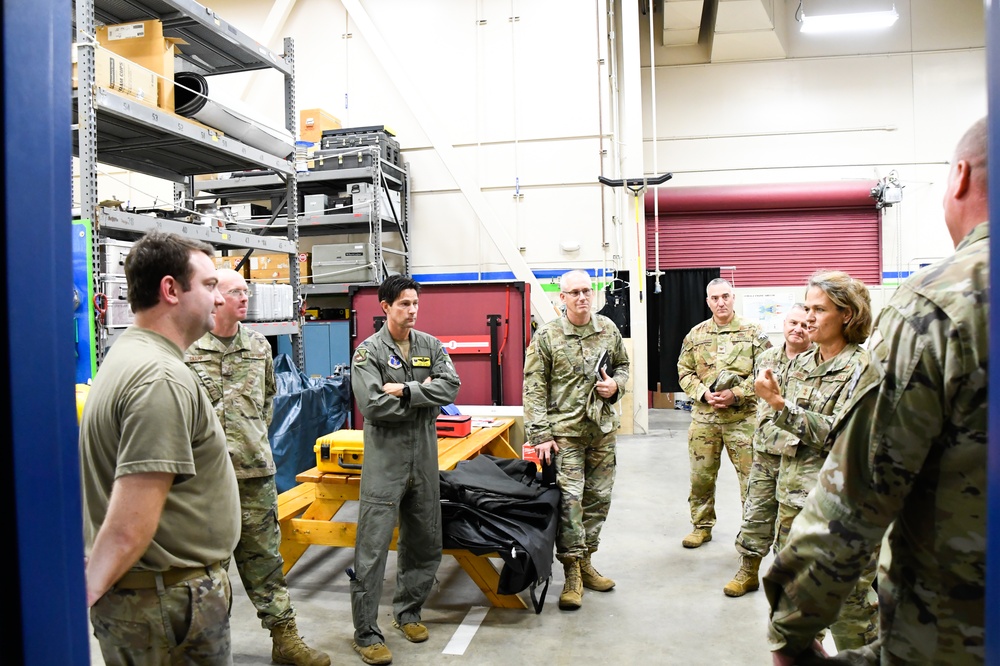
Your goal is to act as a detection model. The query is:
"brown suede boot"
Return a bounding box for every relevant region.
[723,556,761,597]
[580,556,615,591]
[558,560,583,610]
[270,618,331,666]
[682,528,712,548]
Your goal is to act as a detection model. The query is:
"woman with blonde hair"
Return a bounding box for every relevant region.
[755,270,878,651]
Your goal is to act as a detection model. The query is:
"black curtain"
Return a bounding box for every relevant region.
[597,273,630,338]
[647,268,719,392]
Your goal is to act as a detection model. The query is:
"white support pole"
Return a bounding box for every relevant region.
[341,0,559,324]
[616,0,649,434]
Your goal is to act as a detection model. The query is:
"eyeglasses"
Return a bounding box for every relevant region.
[561,288,593,299]
[225,288,252,298]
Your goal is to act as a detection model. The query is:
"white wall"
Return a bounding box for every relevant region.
[78,0,987,312]
[191,0,616,291]
[642,0,986,296]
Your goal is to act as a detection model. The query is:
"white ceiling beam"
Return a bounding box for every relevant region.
[341,0,559,323]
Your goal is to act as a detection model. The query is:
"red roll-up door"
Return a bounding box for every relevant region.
[643,182,882,287]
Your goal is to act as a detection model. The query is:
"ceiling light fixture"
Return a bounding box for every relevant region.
[797,1,899,34]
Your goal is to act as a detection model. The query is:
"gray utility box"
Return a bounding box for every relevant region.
[312,242,375,284]
[303,193,330,214]
[100,277,134,328]
[99,239,134,276]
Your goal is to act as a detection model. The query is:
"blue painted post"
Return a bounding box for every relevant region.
[4,0,90,663]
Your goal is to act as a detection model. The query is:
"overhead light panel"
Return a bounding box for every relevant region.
[797,1,899,34]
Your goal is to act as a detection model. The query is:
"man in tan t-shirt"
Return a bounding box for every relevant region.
[80,231,241,664]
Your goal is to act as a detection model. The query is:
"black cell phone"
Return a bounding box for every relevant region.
[541,457,557,487]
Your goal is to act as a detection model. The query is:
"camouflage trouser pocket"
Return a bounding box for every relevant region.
[91,610,151,651]
[91,571,232,665]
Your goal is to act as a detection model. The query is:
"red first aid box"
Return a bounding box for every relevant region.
[436,415,472,438]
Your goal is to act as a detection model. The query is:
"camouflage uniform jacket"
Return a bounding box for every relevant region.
[523,313,630,445]
[752,342,805,455]
[764,221,989,663]
[185,323,277,478]
[677,315,772,424]
[771,343,869,510]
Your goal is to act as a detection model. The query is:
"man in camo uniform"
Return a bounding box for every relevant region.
[677,278,772,548]
[723,304,810,597]
[758,270,877,651]
[523,269,630,611]
[765,117,990,665]
[186,268,330,666]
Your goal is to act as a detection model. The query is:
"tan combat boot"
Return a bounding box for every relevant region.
[723,556,761,597]
[580,556,615,591]
[682,528,712,548]
[558,560,583,610]
[270,618,332,666]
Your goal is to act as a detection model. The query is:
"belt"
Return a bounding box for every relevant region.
[114,562,223,590]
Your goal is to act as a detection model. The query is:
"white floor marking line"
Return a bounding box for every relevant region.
[442,605,489,655]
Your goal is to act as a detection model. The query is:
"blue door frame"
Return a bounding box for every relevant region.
[4,0,90,663]
[985,1,1000,662]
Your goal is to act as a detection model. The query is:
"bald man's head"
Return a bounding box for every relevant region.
[213,268,249,333]
[216,268,246,291]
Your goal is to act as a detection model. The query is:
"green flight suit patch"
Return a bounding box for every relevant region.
[412,356,431,367]
[353,347,368,365]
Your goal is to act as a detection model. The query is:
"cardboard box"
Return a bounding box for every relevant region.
[96,20,181,112]
[73,44,158,107]
[651,383,676,410]
[212,255,251,278]
[249,252,311,283]
[300,107,342,143]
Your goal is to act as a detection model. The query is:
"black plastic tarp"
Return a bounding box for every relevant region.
[440,455,559,612]
[268,353,350,493]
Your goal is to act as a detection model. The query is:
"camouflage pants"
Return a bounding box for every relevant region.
[234,475,294,630]
[553,427,617,562]
[687,419,753,529]
[91,564,233,665]
[735,450,781,558]
[776,502,879,650]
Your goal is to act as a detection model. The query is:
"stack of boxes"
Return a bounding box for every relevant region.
[242,252,309,321]
[74,19,182,112]
[314,126,403,171]
[99,240,135,328]
[245,283,294,322]
[248,253,312,284]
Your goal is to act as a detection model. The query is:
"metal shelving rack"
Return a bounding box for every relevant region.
[74,0,303,366]
[194,148,411,290]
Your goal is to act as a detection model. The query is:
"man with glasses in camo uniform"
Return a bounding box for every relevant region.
[186,268,330,666]
[523,269,630,610]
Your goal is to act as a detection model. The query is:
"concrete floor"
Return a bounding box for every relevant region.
[90,408,779,665]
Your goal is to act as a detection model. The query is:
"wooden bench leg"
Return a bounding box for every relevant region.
[448,551,529,610]
[280,499,344,575]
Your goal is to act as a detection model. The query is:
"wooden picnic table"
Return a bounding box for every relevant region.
[276,417,529,609]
